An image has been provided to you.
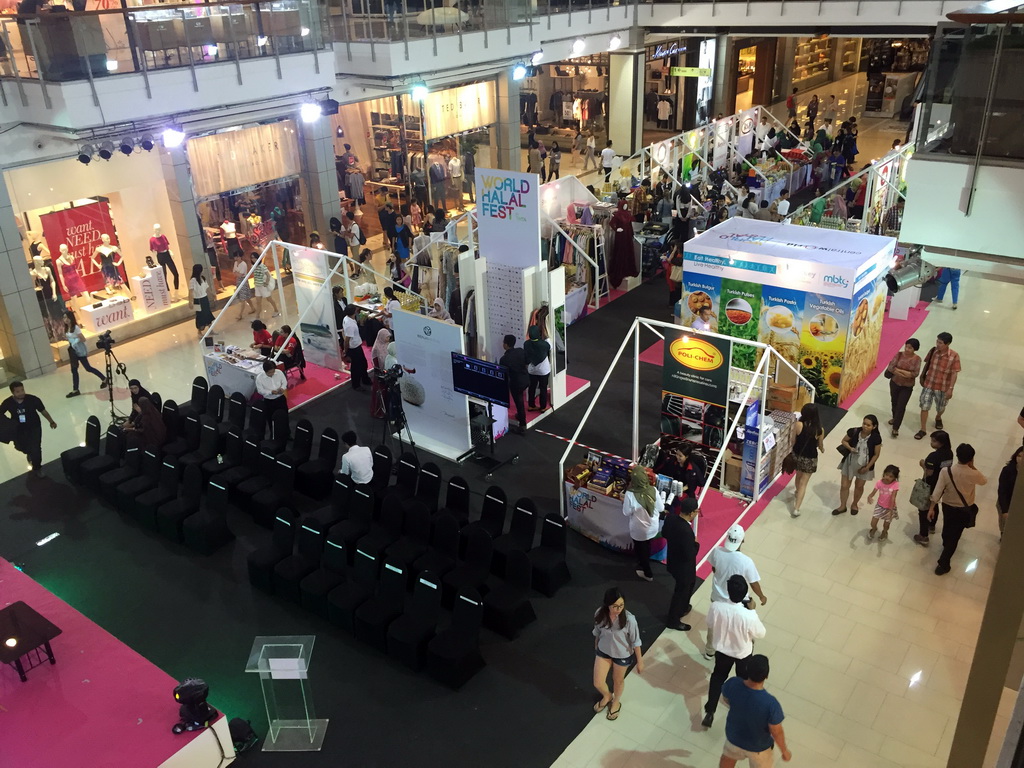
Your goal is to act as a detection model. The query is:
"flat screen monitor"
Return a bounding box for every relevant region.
[451,352,509,408]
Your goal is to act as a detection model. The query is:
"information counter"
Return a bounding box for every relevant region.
[564,481,667,560]
[203,349,267,399]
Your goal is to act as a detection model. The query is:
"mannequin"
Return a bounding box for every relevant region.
[91,234,127,296]
[221,220,243,259]
[27,231,50,262]
[56,244,86,301]
[149,223,180,299]
[30,255,64,341]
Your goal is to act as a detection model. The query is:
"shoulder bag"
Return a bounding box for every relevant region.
[836,428,854,458]
[883,352,898,380]
[782,426,809,474]
[945,467,979,528]
[919,347,936,387]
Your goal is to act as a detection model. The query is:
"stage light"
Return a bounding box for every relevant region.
[300,102,322,123]
[531,50,544,65]
[77,144,95,165]
[105,59,118,72]
[97,141,115,161]
[139,133,155,151]
[411,83,428,102]
[118,136,135,155]
[608,34,621,51]
[300,26,310,36]
[512,63,527,81]
[172,678,219,735]
[162,126,186,148]
[256,35,268,46]
[204,44,219,57]
[319,98,339,115]
[571,38,585,56]
[885,250,934,293]
[5,637,17,648]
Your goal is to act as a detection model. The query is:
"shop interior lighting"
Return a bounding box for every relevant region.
[300,101,323,123]
[204,45,219,57]
[97,141,115,161]
[411,83,429,102]
[511,63,527,81]
[300,26,310,36]
[531,50,544,65]
[118,136,135,156]
[105,59,118,72]
[571,38,585,56]
[77,144,95,165]
[608,34,621,51]
[162,126,186,149]
[139,133,155,152]
[257,35,268,46]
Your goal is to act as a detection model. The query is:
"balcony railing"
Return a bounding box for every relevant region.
[0,0,328,96]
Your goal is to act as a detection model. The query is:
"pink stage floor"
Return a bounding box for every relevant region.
[510,374,591,426]
[286,359,349,409]
[0,558,208,768]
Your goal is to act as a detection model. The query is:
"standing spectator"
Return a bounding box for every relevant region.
[231,253,257,321]
[527,142,543,176]
[343,304,371,391]
[378,201,397,251]
[718,654,792,766]
[391,215,413,278]
[601,140,616,182]
[769,189,790,222]
[499,334,530,435]
[827,146,846,186]
[344,211,362,255]
[63,311,107,397]
[339,430,374,485]
[704,526,767,659]
[822,94,837,123]
[806,94,819,127]
[929,443,988,575]
[702,575,766,728]
[867,464,901,541]
[524,325,551,413]
[791,402,824,517]
[663,497,701,631]
[913,430,953,546]
[584,133,598,171]
[916,332,960,439]
[255,360,288,416]
[190,265,215,336]
[548,142,562,180]
[665,244,684,310]
[833,415,882,516]
[885,338,922,438]
[997,447,1022,541]
[621,464,664,582]
[882,199,904,233]
[592,587,643,721]
[934,267,962,310]
[654,444,706,499]
[379,287,402,331]
[251,254,280,318]
[0,381,57,477]
[786,87,798,119]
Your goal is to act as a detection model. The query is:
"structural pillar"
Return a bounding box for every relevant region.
[493,71,521,172]
[299,114,342,238]
[159,145,204,282]
[608,27,646,157]
[0,178,55,378]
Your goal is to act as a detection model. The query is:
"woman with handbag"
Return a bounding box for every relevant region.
[832,415,882,516]
[665,245,684,311]
[885,338,921,438]
[790,403,824,518]
[928,443,988,575]
[912,431,953,546]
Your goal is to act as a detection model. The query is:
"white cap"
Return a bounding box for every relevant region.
[723,524,745,552]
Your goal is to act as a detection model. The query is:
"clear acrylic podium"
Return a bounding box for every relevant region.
[244,635,328,751]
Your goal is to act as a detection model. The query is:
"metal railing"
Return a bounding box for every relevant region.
[0,0,328,96]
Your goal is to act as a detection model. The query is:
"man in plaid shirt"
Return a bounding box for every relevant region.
[916,332,961,440]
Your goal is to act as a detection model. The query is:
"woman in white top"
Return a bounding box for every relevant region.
[622,465,664,582]
[584,134,597,170]
[63,311,107,397]
[190,265,215,335]
[592,587,643,721]
[231,253,257,321]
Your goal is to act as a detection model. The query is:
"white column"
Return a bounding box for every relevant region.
[492,71,521,172]
[608,38,645,156]
[159,145,204,281]
[299,115,342,237]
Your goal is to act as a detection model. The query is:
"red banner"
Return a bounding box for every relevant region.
[40,202,121,295]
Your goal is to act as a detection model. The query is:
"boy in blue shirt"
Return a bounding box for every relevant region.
[719,654,792,766]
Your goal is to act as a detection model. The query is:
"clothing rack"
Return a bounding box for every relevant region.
[547,213,607,309]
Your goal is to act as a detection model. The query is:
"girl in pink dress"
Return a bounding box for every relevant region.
[867,465,900,541]
[409,202,422,232]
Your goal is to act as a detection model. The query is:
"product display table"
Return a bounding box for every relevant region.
[203,349,267,400]
[0,601,62,682]
[564,481,666,559]
[131,266,171,313]
[79,296,134,333]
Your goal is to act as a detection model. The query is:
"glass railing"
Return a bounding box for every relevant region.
[914,21,1024,161]
[0,0,329,84]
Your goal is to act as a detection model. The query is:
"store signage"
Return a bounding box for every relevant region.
[79,297,134,334]
[668,336,725,372]
[474,168,540,268]
[40,201,121,295]
[661,331,731,449]
[670,67,712,78]
[650,42,687,60]
[421,82,496,140]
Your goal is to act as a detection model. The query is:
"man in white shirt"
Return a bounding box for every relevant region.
[703,575,766,728]
[705,525,767,659]
[343,304,371,390]
[769,188,791,222]
[339,430,374,485]
[601,140,616,182]
[255,360,288,415]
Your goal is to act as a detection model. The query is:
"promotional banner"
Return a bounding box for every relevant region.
[475,168,540,268]
[837,276,886,404]
[680,273,721,330]
[719,278,762,370]
[391,311,472,458]
[799,292,852,406]
[661,332,731,451]
[758,284,805,371]
[290,248,342,371]
[40,201,122,295]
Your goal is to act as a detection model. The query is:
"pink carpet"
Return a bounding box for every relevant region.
[639,339,664,366]
[510,374,591,425]
[0,558,210,768]
[287,359,348,409]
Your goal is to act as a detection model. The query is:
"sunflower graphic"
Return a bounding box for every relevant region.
[825,365,843,393]
[801,356,815,368]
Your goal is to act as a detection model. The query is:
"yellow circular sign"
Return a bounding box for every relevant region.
[669,337,724,372]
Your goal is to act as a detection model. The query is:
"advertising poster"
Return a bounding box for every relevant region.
[736,108,759,157]
[40,201,122,295]
[837,277,886,404]
[799,292,852,406]
[661,332,731,451]
[719,278,762,370]
[474,168,540,269]
[758,285,805,371]
[290,248,342,371]
[680,273,721,331]
[391,311,472,457]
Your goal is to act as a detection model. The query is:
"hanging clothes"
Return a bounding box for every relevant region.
[607,201,637,289]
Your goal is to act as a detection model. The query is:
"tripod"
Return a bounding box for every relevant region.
[101,344,130,426]
[377,379,418,460]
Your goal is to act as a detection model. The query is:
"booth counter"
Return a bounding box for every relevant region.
[564,480,667,560]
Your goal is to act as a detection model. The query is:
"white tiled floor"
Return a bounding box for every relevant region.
[552,273,1024,767]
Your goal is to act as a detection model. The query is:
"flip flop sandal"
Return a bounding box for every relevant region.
[914,431,927,440]
[607,704,622,721]
[594,699,610,713]
[851,507,860,516]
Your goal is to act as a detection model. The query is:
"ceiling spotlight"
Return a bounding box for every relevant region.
[571,38,585,56]
[139,133,155,152]
[300,101,322,123]
[256,35,268,46]
[105,59,118,72]
[512,63,527,81]
[608,34,621,51]
[531,50,544,65]
[162,125,186,149]
[77,144,95,165]
[118,136,135,155]
[97,141,115,161]
[411,83,428,102]
[300,26,310,36]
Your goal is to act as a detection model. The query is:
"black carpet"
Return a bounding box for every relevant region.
[2,279,702,768]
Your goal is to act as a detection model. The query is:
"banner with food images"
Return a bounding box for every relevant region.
[661,332,732,451]
[719,279,762,371]
[680,274,721,331]
[837,276,886,404]
[799,293,852,406]
[758,286,805,371]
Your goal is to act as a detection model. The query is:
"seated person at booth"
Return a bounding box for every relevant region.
[273,325,305,380]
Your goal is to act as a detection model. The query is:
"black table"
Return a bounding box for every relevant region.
[0,601,61,682]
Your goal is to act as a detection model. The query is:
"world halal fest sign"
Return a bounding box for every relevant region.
[474,168,540,268]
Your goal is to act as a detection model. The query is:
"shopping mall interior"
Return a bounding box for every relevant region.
[0,1,1022,766]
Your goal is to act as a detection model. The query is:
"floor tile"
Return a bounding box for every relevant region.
[872,693,950,756]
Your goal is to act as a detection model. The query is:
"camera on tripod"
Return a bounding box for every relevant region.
[377,364,404,388]
[95,330,116,352]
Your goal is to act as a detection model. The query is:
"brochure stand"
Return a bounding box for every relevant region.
[244,635,328,752]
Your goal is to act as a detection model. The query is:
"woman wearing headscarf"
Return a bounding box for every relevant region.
[524,325,551,412]
[123,397,167,450]
[370,328,392,419]
[128,379,152,428]
[622,464,664,582]
[428,298,452,322]
[607,199,637,290]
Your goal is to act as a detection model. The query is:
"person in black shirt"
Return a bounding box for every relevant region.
[0,381,57,477]
[997,447,1021,541]
[663,497,700,631]
[499,334,529,434]
[913,430,953,545]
